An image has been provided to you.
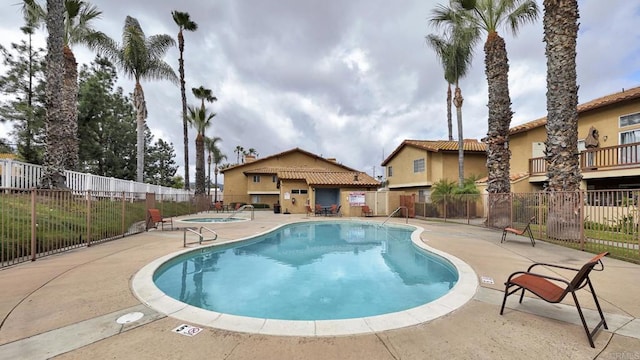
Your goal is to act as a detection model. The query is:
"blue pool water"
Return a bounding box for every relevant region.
[180,217,245,223]
[153,221,458,321]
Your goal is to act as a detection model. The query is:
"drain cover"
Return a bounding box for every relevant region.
[116,312,144,324]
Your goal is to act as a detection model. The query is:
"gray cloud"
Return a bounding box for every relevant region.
[1,0,638,182]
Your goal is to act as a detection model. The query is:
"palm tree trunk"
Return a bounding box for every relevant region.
[484,31,513,227]
[195,134,205,195]
[133,82,147,183]
[447,84,453,141]
[62,45,79,170]
[454,84,464,187]
[544,0,581,240]
[178,30,190,191]
[41,0,66,189]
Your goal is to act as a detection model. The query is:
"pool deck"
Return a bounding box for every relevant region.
[1,212,639,359]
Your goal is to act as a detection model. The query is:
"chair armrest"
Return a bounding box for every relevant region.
[506,271,572,287]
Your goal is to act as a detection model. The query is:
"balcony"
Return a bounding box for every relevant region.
[529,142,640,176]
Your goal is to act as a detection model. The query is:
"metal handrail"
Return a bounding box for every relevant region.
[382,206,408,225]
[184,226,218,247]
[227,204,255,220]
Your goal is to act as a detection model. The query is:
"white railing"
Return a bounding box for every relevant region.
[0,158,191,197]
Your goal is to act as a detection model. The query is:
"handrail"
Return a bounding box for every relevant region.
[184,226,218,247]
[227,204,255,220]
[382,206,408,225]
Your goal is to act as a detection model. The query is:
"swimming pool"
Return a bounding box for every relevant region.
[132,220,478,336]
[153,221,458,320]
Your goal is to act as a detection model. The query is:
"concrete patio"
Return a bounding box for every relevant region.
[0,212,639,359]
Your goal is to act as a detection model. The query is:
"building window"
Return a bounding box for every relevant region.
[272,175,277,183]
[292,189,308,194]
[620,112,640,128]
[413,158,425,173]
[252,175,260,183]
[619,129,640,164]
[387,166,393,177]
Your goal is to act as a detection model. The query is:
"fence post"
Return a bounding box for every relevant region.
[31,189,37,261]
[580,191,585,250]
[121,192,126,236]
[86,191,92,247]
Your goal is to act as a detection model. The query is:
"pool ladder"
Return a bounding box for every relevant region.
[183,226,218,247]
[227,204,255,220]
[381,206,409,225]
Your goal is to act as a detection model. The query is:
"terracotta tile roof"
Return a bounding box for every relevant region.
[382,139,486,166]
[509,85,640,135]
[243,167,328,175]
[278,169,380,187]
[221,147,357,173]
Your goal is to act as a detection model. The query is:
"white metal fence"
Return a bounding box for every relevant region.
[0,158,191,198]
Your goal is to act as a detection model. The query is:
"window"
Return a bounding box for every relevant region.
[620,112,640,127]
[292,189,308,194]
[387,166,393,177]
[252,175,260,183]
[620,130,640,164]
[272,175,277,183]
[413,158,425,173]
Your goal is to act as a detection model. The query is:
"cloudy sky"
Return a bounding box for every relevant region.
[1,0,639,183]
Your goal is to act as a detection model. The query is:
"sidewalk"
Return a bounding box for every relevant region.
[1,212,639,359]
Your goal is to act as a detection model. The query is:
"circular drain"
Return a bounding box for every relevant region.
[116,312,144,324]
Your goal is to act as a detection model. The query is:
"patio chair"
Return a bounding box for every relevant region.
[500,252,609,348]
[501,216,536,247]
[315,204,323,216]
[361,205,373,217]
[214,202,224,212]
[306,205,314,216]
[146,208,173,231]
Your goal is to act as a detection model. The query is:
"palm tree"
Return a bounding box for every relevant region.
[192,85,217,110]
[431,0,539,227]
[97,16,178,182]
[427,21,478,187]
[246,148,258,158]
[41,0,65,188]
[204,136,222,196]
[431,0,539,196]
[172,10,198,191]
[234,145,244,164]
[543,0,581,239]
[187,105,215,195]
[211,146,227,203]
[23,0,110,172]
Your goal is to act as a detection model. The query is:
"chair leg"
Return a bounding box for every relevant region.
[527,227,535,247]
[500,284,511,315]
[501,230,507,243]
[570,291,596,348]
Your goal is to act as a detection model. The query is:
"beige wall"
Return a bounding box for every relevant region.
[386,145,487,189]
[509,100,640,180]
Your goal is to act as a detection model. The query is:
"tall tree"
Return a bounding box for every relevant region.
[77,56,137,178]
[0,25,46,164]
[146,138,179,187]
[192,85,217,110]
[22,0,111,171]
[172,10,198,191]
[431,0,539,227]
[427,19,478,187]
[204,136,222,196]
[234,145,244,164]
[431,0,539,196]
[187,105,215,195]
[97,16,178,182]
[211,143,227,203]
[543,0,581,239]
[41,0,66,188]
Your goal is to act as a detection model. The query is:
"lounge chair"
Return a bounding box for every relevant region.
[146,208,173,231]
[500,252,609,348]
[305,205,314,216]
[501,216,536,246]
[214,202,224,212]
[361,205,373,217]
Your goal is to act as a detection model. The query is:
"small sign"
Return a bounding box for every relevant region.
[480,276,494,284]
[173,324,203,337]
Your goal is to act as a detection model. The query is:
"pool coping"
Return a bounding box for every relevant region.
[131,222,479,336]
